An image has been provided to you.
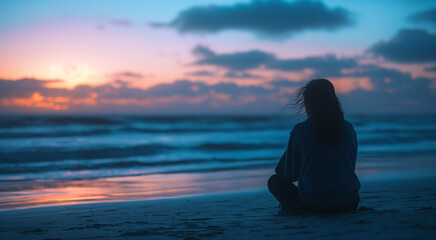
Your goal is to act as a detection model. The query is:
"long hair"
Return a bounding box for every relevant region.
[291,79,345,145]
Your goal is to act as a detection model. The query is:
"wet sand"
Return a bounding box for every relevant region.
[1,175,435,239]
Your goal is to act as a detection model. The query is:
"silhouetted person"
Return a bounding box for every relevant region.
[268,79,360,214]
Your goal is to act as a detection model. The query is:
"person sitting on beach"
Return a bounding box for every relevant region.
[268,79,360,215]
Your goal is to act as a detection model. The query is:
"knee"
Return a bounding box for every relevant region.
[267,174,280,191]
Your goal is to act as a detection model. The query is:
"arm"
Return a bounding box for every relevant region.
[275,148,288,178]
[353,124,358,168]
[275,130,299,182]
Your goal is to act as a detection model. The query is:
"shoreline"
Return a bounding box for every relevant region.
[1,168,435,213]
[1,153,436,210]
[1,174,435,239]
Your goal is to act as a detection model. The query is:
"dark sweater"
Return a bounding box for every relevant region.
[275,119,360,206]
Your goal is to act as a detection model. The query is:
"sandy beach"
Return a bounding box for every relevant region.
[1,173,435,240]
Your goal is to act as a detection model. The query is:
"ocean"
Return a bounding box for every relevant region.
[1,115,435,209]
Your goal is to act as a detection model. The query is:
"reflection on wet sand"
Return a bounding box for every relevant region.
[0,169,270,210]
[2,154,435,210]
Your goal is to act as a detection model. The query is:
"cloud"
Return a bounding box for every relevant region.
[425,66,436,72]
[192,45,215,57]
[186,68,262,80]
[338,65,436,113]
[193,45,275,70]
[186,71,215,77]
[409,8,436,26]
[109,19,132,27]
[267,54,358,76]
[112,71,143,79]
[96,24,105,30]
[193,45,357,75]
[329,77,372,94]
[367,29,436,63]
[161,0,354,38]
[224,71,261,79]
[0,78,61,98]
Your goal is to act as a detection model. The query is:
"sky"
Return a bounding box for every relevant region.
[0,0,435,114]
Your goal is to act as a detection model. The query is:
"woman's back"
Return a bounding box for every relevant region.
[292,119,360,206]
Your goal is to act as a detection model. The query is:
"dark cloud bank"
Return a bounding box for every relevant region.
[159,0,354,37]
[1,63,435,114]
[368,29,436,63]
[339,65,436,113]
[409,8,436,26]
[193,45,357,76]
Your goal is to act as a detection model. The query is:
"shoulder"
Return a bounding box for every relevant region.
[344,119,357,141]
[290,119,310,135]
[344,119,356,132]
